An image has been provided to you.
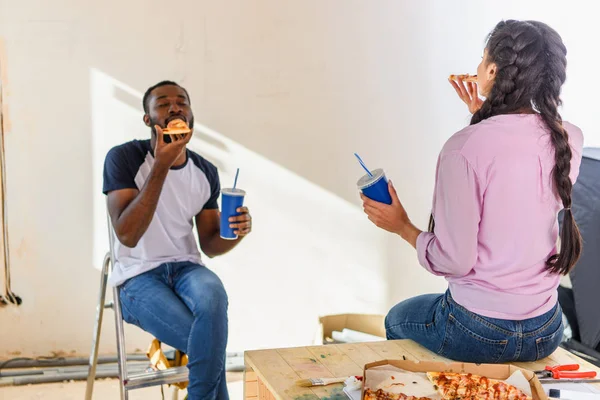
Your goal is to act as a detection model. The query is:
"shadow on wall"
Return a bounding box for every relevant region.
[89,68,390,351]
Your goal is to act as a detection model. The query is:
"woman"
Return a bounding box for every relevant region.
[362,20,584,363]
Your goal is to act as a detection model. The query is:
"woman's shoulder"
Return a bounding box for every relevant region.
[443,114,583,159]
[440,116,505,156]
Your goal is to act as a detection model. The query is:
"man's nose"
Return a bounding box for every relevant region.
[169,103,182,113]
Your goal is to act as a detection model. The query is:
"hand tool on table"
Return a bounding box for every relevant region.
[535,364,597,380]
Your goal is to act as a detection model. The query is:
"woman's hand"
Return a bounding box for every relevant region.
[449,77,483,114]
[361,180,422,247]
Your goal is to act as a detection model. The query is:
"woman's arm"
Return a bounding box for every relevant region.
[417,152,482,277]
[361,151,482,277]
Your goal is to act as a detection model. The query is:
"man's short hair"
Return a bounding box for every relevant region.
[142,81,190,113]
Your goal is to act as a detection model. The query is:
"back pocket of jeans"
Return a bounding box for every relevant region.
[536,321,564,360]
[439,314,508,363]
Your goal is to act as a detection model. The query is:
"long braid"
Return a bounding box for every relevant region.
[531,22,582,274]
[466,20,582,274]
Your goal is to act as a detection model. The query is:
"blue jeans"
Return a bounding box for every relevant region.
[385,290,563,363]
[119,262,229,400]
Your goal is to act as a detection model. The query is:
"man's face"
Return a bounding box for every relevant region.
[144,85,194,137]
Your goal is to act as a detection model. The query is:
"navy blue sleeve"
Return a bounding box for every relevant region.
[203,164,221,210]
[189,152,221,210]
[102,143,144,195]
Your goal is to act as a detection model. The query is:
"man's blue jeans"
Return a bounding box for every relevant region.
[118,262,229,400]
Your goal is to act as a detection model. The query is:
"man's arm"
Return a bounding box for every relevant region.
[106,126,193,248]
[195,207,252,258]
[107,163,169,248]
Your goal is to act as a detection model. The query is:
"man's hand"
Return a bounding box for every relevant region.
[154,125,193,169]
[195,207,252,258]
[449,77,483,114]
[361,180,421,247]
[229,206,252,237]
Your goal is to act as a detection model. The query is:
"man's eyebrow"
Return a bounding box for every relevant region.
[155,95,188,101]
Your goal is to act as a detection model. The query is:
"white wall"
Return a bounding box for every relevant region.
[0,0,598,357]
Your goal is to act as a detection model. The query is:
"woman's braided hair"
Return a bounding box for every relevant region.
[433,20,581,275]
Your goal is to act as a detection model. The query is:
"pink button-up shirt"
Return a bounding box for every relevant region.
[417,114,583,320]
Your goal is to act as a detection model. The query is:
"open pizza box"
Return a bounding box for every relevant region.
[361,359,548,400]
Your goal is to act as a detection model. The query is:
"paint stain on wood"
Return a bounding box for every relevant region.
[320,387,346,400]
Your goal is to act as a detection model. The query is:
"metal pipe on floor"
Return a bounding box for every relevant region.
[0,369,43,377]
[1,352,244,370]
[0,352,245,387]
[0,363,151,386]
[0,357,244,380]
[1,352,243,370]
[1,362,150,378]
[0,369,118,386]
[0,354,148,369]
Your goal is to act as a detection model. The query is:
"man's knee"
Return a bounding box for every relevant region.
[203,278,229,312]
[181,270,229,316]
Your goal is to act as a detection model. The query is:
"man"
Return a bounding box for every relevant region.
[102,80,251,400]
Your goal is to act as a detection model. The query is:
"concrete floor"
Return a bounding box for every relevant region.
[0,372,244,399]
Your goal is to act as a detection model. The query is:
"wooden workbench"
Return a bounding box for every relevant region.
[244,340,600,400]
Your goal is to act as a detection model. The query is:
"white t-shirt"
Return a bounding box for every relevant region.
[102,139,220,286]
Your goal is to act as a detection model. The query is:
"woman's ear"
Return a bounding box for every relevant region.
[487,62,497,81]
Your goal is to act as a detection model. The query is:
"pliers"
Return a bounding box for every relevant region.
[535,364,598,379]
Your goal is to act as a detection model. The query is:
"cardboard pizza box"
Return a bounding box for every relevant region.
[361,359,548,400]
[315,314,386,345]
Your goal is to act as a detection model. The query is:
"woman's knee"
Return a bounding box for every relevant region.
[385,301,405,331]
[385,294,442,328]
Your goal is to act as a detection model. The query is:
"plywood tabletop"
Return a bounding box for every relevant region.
[244,340,600,400]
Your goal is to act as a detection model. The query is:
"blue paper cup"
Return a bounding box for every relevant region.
[357,168,392,205]
[220,188,246,240]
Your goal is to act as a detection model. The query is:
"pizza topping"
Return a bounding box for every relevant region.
[162,119,191,134]
[448,74,478,83]
[425,371,531,400]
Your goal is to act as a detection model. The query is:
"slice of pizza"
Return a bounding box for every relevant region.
[162,119,191,135]
[426,372,532,400]
[448,74,477,83]
[363,388,434,400]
